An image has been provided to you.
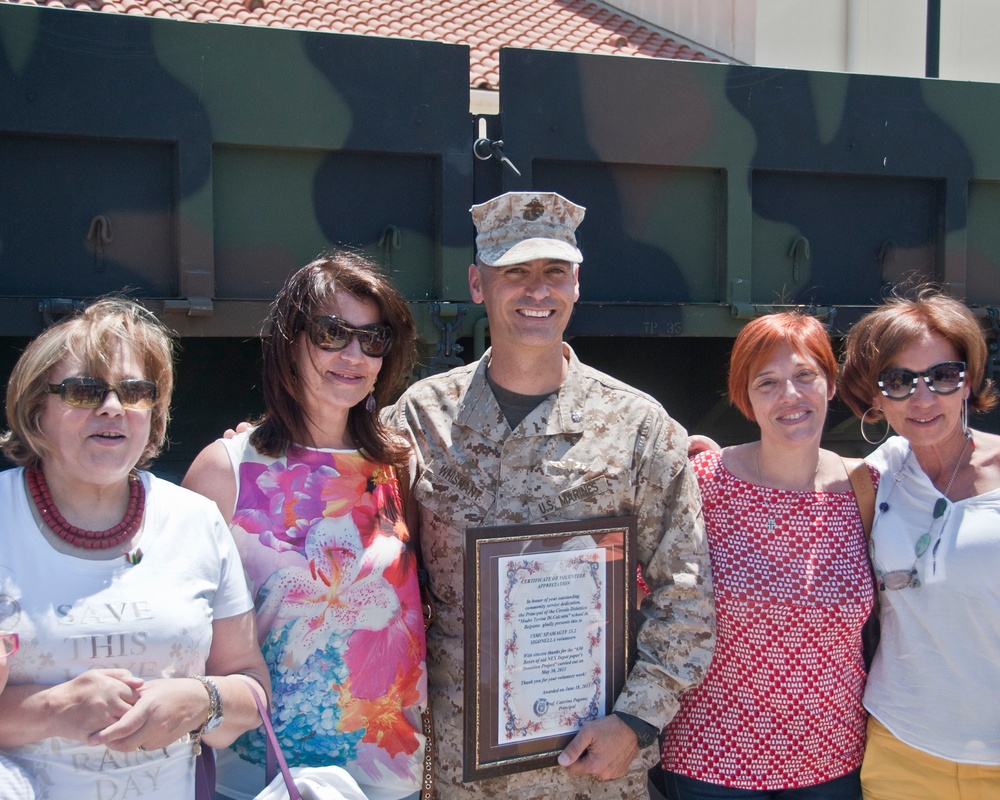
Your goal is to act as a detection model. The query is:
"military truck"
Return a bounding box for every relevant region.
[4,4,1000,476]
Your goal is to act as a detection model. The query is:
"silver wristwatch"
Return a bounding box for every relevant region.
[193,675,224,733]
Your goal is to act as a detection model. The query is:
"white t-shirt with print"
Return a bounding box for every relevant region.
[0,469,253,800]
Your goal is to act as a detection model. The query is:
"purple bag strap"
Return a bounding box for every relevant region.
[194,745,215,800]
[243,679,303,800]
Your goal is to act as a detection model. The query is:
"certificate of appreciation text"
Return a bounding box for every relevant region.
[463,516,636,781]
[498,548,608,743]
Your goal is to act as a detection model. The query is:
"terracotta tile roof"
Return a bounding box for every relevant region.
[7,0,718,90]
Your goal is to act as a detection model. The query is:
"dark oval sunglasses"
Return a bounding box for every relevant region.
[308,315,393,358]
[48,377,159,410]
[877,361,965,400]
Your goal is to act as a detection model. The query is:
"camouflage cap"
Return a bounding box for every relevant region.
[471,192,585,267]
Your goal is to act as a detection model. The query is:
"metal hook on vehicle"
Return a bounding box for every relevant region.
[378,225,401,270]
[788,236,810,283]
[427,302,466,373]
[87,215,113,245]
[878,240,896,268]
[87,215,113,273]
[378,225,401,251]
[473,137,522,177]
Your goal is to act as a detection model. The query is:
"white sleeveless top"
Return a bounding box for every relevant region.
[865,436,1000,764]
[214,432,426,800]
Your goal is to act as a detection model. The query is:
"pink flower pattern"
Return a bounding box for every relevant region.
[232,445,426,788]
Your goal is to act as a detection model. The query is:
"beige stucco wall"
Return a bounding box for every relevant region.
[610,0,1000,82]
[937,0,1000,82]
[609,0,757,63]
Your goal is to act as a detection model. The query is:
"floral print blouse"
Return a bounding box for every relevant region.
[220,432,427,798]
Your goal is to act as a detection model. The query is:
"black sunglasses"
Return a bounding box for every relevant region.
[48,377,159,410]
[878,361,965,400]
[307,316,393,358]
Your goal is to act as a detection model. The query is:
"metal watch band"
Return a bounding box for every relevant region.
[191,674,224,744]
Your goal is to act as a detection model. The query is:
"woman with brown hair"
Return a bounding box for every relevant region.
[840,290,1000,799]
[183,252,428,800]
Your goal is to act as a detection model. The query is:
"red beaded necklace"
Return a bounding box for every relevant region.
[26,466,145,549]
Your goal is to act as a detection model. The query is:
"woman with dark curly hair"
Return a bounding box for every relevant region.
[183,252,427,800]
[840,290,1000,799]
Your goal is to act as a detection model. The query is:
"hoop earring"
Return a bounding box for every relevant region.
[962,396,970,437]
[365,388,377,413]
[860,407,890,445]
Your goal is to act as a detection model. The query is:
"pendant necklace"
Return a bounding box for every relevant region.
[873,432,971,590]
[755,445,820,533]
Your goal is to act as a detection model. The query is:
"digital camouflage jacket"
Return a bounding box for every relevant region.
[387,345,716,800]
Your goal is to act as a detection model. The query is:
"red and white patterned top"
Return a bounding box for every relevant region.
[661,450,876,790]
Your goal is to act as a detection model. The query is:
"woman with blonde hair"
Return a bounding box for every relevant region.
[0,297,269,799]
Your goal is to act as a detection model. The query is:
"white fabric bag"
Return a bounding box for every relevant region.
[254,766,369,800]
[240,680,370,800]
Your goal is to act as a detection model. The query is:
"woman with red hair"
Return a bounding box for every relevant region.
[656,312,875,800]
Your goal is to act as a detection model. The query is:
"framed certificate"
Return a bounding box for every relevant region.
[463,515,637,782]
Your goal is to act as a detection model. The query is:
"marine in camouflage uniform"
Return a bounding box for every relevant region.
[386,192,715,799]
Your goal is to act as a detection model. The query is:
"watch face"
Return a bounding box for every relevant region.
[204,712,224,733]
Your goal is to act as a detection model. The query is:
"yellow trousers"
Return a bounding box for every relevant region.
[862,717,1000,800]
